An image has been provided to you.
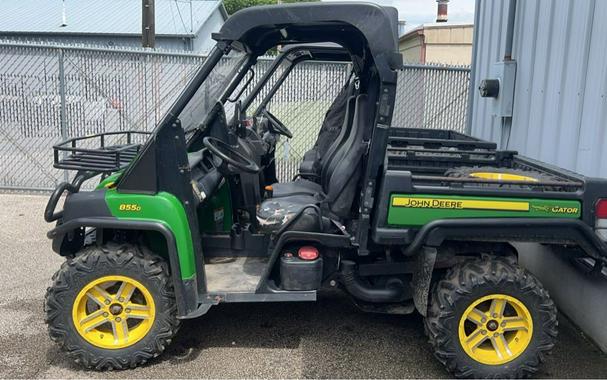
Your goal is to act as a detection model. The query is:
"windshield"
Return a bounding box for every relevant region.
[179,48,248,131]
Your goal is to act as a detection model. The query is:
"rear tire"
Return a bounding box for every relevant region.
[425,256,557,378]
[45,244,180,370]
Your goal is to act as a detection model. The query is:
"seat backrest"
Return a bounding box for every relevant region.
[324,94,369,219]
[319,96,356,186]
[313,78,357,160]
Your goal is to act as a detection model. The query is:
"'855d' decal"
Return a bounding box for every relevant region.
[118,203,142,212]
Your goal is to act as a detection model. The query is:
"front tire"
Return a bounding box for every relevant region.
[425,256,558,378]
[45,244,180,370]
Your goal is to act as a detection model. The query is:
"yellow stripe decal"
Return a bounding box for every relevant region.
[392,197,530,211]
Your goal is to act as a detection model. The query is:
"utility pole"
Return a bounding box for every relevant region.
[189,0,193,33]
[60,0,67,27]
[142,0,155,48]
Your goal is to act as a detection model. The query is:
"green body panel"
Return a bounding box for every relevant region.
[388,194,582,227]
[198,182,234,233]
[104,189,196,280]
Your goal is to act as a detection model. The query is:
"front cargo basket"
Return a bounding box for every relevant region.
[53,131,151,172]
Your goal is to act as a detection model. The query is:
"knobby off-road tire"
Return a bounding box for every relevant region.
[425,257,558,378]
[45,244,180,370]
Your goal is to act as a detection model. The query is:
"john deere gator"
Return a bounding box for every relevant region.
[43,2,607,378]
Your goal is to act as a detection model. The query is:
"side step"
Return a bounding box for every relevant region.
[180,290,317,320]
[208,291,316,303]
[180,256,317,319]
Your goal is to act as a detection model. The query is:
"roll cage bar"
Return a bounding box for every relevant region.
[241,44,354,116]
[212,2,401,81]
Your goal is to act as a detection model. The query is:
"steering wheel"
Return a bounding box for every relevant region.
[202,137,261,174]
[262,109,293,138]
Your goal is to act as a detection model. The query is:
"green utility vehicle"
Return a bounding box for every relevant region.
[44,3,607,378]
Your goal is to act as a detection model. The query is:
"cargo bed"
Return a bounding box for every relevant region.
[371,128,607,262]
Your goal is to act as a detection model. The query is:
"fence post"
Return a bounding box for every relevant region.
[58,48,68,182]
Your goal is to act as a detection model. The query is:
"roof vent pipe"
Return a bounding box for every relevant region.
[504,0,517,60]
[60,0,67,27]
[436,0,449,22]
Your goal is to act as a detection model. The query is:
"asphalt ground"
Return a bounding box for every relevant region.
[1,194,607,378]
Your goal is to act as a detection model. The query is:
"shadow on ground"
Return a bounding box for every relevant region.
[32,289,607,379]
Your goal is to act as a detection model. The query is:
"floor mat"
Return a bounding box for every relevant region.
[205,257,269,292]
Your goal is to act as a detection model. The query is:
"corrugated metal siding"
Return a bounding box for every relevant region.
[470,0,607,177]
[470,0,510,144]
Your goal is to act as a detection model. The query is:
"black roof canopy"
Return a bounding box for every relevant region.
[212,2,401,82]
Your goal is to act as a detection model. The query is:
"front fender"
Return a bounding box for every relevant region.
[48,217,198,318]
[104,190,197,279]
[47,189,200,318]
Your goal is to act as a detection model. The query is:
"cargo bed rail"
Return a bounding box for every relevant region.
[386,128,584,192]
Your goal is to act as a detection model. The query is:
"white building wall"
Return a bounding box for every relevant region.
[192,8,225,53]
[470,0,607,178]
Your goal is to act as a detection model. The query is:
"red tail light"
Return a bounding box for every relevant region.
[596,199,607,218]
[298,246,319,260]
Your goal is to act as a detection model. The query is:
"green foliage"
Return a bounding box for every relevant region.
[223,0,319,15]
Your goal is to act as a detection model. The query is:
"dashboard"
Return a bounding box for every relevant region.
[189,149,223,202]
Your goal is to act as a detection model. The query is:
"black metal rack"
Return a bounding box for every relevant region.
[386,148,517,174]
[386,128,584,191]
[388,127,497,150]
[387,128,513,174]
[53,131,151,172]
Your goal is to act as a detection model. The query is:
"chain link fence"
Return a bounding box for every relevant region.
[0,42,470,191]
[394,64,470,131]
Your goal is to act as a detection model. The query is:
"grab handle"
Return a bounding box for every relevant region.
[44,182,78,222]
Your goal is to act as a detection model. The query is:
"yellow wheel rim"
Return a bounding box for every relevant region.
[469,172,539,182]
[458,294,533,365]
[72,275,156,349]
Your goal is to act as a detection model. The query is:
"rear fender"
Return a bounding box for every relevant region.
[402,218,607,263]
